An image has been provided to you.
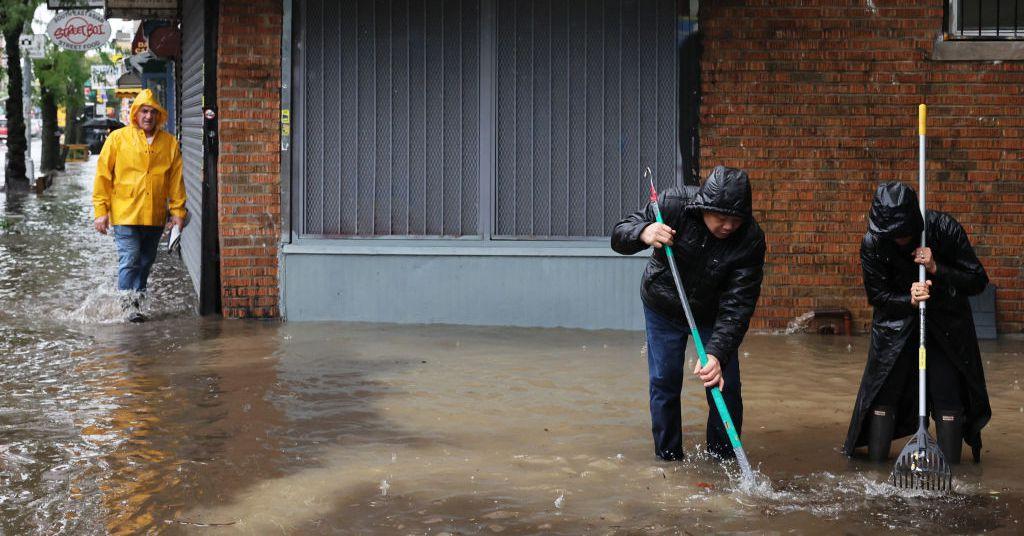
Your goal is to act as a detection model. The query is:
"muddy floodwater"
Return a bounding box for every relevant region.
[2,155,1023,534]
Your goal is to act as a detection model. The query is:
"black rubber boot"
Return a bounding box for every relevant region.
[867,406,895,462]
[935,410,964,464]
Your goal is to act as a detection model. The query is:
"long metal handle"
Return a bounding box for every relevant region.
[645,168,754,480]
[918,104,927,421]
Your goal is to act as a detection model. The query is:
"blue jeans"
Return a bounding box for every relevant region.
[644,304,743,460]
[112,225,163,291]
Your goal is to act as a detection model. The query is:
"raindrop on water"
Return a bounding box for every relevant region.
[554,491,565,509]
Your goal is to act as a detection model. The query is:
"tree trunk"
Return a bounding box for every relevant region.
[65,106,82,144]
[3,25,30,191]
[40,88,60,173]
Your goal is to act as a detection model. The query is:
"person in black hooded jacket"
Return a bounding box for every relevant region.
[844,181,991,464]
[611,165,765,461]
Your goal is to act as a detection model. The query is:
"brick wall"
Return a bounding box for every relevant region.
[700,1,1024,334]
[217,0,282,318]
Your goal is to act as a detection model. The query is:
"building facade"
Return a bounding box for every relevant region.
[173,0,1023,333]
[698,1,1024,333]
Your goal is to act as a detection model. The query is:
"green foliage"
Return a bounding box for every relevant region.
[2,0,43,107]
[34,45,90,110]
[0,0,42,34]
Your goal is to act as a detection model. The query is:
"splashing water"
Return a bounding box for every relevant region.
[734,468,778,497]
[61,284,130,324]
[727,469,980,522]
[784,311,816,334]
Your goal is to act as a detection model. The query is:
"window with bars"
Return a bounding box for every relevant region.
[948,0,1024,38]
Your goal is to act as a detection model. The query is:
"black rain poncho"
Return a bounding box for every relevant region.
[611,166,765,365]
[843,182,991,461]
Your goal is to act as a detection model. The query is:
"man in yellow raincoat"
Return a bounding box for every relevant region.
[92,89,186,322]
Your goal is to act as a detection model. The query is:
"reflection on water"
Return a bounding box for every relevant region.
[2,160,1023,534]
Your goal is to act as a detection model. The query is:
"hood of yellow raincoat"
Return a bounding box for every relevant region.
[129,89,168,130]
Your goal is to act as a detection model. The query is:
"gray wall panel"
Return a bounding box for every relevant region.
[493,0,677,238]
[301,0,480,237]
[180,0,205,296]
[283,252,649,330]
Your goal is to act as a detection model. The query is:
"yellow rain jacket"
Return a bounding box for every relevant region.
[92,89,186,226]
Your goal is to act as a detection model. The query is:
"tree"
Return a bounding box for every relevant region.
[34,45,89,172]
[1,0,42,190]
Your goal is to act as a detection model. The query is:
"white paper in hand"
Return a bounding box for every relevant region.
[168,224,182,252]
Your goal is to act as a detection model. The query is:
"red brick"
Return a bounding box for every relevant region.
[702,0,1024,334]
[216,0,282,319]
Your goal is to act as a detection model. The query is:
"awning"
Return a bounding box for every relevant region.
[115,87,142,98]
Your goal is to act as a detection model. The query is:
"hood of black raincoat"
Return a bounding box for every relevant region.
[868,181,923,239]
[687,165,752,220]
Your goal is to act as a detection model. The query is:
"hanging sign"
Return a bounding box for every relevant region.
[46,10,111,51]
[131,24,148,55]
[148,26,180,58]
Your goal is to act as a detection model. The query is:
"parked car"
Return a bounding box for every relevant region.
[81,117,125,154]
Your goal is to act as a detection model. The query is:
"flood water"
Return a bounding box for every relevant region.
[1,153,1022,534]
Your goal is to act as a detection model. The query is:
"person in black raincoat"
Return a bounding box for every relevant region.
[844,181,991,464]
[611,166,765,461]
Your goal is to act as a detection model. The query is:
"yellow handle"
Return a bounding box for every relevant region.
[918,104,927,136]
[919,346,926,370]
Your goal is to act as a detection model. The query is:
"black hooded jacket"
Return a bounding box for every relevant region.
[611,166,766,365]
[844,182,991,460]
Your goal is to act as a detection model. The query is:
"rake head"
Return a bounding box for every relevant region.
[891,428,952,491]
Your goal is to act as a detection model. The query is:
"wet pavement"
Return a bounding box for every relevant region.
[1,151,1022,534]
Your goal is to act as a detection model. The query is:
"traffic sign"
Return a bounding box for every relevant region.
[19,34,46,59]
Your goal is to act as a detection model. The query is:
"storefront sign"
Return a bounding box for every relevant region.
[131,25,148,55]
[46,10,111,51]
[46,1,104,8]
[91,64,118,88]
[105,0,177,19]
